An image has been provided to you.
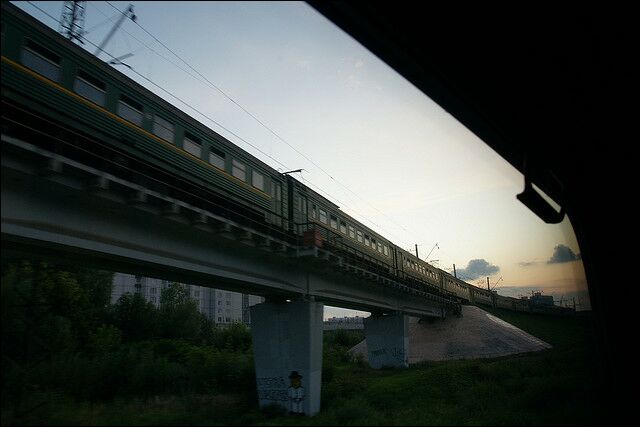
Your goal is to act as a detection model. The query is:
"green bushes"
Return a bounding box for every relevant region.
[15,338,256,402]
[1,260,257,413]
[3,260,601,425]
[323,329,364,349]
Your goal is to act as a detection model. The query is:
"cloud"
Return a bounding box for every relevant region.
[547,244,581,264]
[457,259,500,280]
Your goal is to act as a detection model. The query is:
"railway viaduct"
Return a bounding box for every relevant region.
[2,133,458,415]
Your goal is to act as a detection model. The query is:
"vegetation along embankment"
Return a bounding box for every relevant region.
[1,260,603,425]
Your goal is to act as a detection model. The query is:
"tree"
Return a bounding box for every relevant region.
[158,282,202,341]
[110,292,158,342]
[1,259,115,414]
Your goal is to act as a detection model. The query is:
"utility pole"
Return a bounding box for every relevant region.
[415,244,419,259]
[59,1,86,44]
[453,264,457,278]
[487,276,490,291]
[94,4,136,58]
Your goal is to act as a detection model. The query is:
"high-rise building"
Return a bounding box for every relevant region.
[110,273,264,326]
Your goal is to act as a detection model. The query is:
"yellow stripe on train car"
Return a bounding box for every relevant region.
[1,55,272,200]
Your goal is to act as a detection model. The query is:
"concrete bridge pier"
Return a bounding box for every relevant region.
[250,299,324,416]
[363,312,409,369]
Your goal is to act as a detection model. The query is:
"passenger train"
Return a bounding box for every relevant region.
[1,2,572,316]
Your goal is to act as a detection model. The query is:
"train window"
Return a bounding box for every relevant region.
[301,198,307,214]
[365,234,371,247]
[311,204,317,219]
[152,115,175,142]
[356,230,364,243]
[330,215,338,230]
[319,209,328,224]
[208,146,225,169]
[183,133,202,158]
[74,70,106,106]
[21,39,61,82]
[383,245,389,256]
[339,220,347,234]
[252,170,265,191]
[117,95,143,126]
[348,225,356,239]
[377,241,383,253]
[232,159,247,181]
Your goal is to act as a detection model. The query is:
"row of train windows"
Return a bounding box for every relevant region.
[404,257,438,280]
[308,202,390,257]
[19,39,267,192]
[296,195,438,277]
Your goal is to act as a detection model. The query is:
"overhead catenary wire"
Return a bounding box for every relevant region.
[22,1,416,246]
[83,7,117,35]
[83,1,406,243]
[80,37,290,171]
[21,3,288,171]
[79,32,405,241]
[104,1,415,240]
[25,1,61,26]
[90,3,211,85]
[20,3,560,310]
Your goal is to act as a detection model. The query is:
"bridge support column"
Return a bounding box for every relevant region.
[250,300,324,416]
[363,312,409,369]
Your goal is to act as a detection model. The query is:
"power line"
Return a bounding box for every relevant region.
[100,3,410,243]
[21,2,414,247]
[83,7,117,34]
[78,31,400,239]
[25,1,61,25]
[79,36,290,171]
[90,3,204,81]
[104,1,414,240]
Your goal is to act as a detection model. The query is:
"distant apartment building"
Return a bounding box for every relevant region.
[323,315,365,330]
[110,273,263,326]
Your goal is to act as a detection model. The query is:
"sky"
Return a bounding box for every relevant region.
[12,1,591,314]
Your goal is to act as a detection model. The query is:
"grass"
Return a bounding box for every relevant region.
[1,308,603,425]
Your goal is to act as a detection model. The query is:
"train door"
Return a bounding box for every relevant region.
[271,179,283,228]
[285,177,308,235]
[298,193,308,234]
[392,246,399,275]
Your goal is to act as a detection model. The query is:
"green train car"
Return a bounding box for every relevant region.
[1,2,572,315]
[2,2,286,233]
